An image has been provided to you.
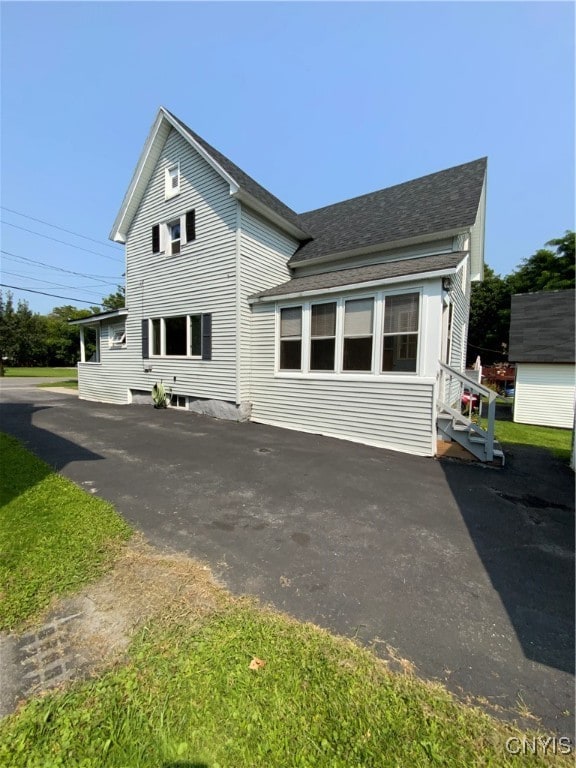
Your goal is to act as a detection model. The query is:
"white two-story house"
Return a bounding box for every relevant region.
[73,107,498,461]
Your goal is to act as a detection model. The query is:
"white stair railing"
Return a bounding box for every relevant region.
[437,361,497,461]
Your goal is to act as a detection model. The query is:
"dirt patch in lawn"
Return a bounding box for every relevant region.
[7,535,227,708]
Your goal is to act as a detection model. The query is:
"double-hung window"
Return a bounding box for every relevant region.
[382,292,419,372]
[168,219,181,255]
[279,307,302,370]
[152,210,196,256]
[150,314,203,357]
[277,291,420,375]
[310,302,337,371]
[343,298,374,371]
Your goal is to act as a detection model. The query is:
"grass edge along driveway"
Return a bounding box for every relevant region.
[0,434,572,767]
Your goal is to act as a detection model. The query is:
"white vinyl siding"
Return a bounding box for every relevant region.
[79,128,238,405]
[448,259,469,373]
[78,320,128,403]
[514,364,576,429]
[239,207,297,401]
[249,283,442,457]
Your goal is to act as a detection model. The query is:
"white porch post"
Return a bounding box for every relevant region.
[80,326,86,363]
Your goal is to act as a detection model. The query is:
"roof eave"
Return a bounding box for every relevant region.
[249,263,462,305]
[69,308,128,326]
[288,227,469,268]
[233,189,310,240]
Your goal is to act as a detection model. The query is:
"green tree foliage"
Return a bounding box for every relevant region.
[0,292,49,371]
[508,231,575,294]
[468,267,511,364]
[44,305,93,366]
[101,285,125,311]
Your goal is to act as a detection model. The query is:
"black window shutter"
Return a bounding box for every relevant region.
[142,319,149,359]
[201,313,212,360]
[186,210,196,242]
[152,224,160,253]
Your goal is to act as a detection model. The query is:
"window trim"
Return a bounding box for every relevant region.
[165,162,181,200]
[278,305,303,372]
[309,299,338,372]
[149,314,203,359]
[155,210,195,256]
[275,288,423,378]
[108,323,127,349]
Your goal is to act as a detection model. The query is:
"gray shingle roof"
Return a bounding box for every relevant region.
[508,290,575,363]
[250,252,465,301]
[291,158,487,263]
[167,110,485,262]
[166,110,305,232]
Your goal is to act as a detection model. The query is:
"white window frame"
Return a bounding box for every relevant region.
[165,162,181,200]
[309,299,338,372]
[159,214,189,256]
[149,314,202,359]
[275,287,423,379]
[108,323,126,349]
[278,305,303,372]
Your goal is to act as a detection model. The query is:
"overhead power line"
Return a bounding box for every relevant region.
[1,220,124,263]
[0,283,102,307]
[2,270,114,295]
[1,206,121,251]
[1,249,123,281]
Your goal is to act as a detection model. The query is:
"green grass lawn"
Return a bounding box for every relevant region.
[36,379,78,389]
[1,604,569,768]
[495,420,572,461]
[2,367,77,378]
[0,433,131,630]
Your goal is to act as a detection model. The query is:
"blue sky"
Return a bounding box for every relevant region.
[1,1,574,314]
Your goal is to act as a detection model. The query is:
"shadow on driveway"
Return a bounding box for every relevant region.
[440,445,574,678]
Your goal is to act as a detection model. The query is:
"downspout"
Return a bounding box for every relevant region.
[234,201,242,406]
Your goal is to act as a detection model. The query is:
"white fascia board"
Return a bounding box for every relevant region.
[109,107,241,243]
[248,265,460,305]
[109,111,166,243]
[287,228,467,269]
[233,189,309,239]
[69,309,128,326]
[162,108,240,193]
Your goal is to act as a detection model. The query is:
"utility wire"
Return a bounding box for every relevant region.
[1,220,124,263]
[2,270,114,294]
[0,206,121,251]
[0,283,102,306]
[1,249,123,281]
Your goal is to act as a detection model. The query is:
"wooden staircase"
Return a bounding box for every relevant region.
[437,362,505,466]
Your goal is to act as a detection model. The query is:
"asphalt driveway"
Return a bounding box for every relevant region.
[1,380,574,735]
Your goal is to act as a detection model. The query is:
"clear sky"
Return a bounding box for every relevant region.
[1,1,574,314]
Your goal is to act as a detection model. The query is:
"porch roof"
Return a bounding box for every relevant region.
[68,308,127,326]
[249,252,465,303]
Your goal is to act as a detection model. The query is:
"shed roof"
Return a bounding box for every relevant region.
[250,252,465,301]
[508,290,575,363]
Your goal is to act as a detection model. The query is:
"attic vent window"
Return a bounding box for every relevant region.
[165,163,180,199]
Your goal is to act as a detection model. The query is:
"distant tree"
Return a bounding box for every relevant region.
[468,231,574,365]
[0,291,48,371]
[45,305,93,366]
[0,291,17,375]
[508,230,575,294]
[468,266,511,365]
[101,285,125,311]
